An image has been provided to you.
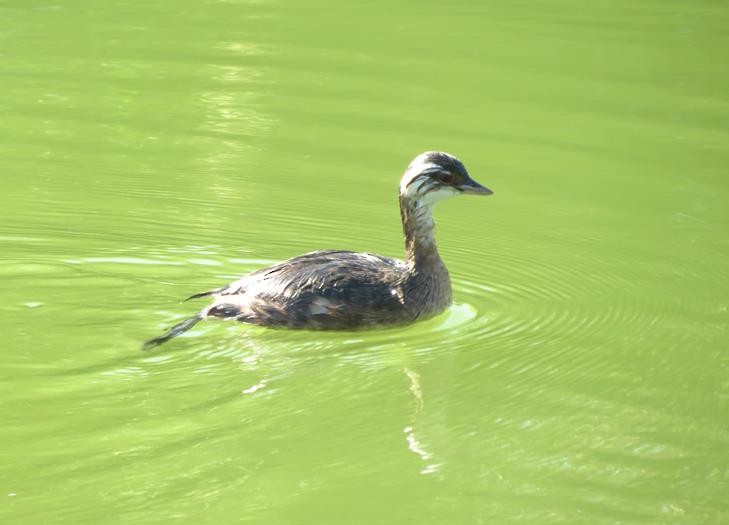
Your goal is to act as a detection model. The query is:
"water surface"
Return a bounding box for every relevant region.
[2,0,728,523]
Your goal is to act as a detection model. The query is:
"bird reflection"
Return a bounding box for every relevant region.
[403,367,441,475]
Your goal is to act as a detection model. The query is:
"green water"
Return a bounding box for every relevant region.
[2,0,728,523]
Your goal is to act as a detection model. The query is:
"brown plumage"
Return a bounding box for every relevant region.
[143,151,492,349]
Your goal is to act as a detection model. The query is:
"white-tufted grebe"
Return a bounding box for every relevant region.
[143,151,492,348]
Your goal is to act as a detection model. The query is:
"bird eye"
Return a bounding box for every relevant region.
[439,172,455,184]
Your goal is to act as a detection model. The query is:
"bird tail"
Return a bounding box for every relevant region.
[142,314,203,350]
[185,289,219,301]
[185,290,218,301]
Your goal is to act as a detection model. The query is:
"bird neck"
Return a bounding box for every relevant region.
[399,194,443,268]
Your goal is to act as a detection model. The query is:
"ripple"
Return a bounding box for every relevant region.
[74,231,649,381]
[19,188,716,431]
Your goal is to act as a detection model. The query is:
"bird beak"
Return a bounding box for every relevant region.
[459,178,493,196]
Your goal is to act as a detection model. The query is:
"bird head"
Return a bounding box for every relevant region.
[399,151,492,206]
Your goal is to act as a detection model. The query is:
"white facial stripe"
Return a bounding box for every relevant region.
[400,160,440,193]
[418,186,459,206]
[401,170,458,205]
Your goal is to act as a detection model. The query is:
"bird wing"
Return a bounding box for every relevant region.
[200,250,408,327]
[221,250,404,299]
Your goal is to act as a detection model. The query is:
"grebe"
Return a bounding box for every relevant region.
[143,151,492,348]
